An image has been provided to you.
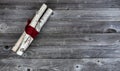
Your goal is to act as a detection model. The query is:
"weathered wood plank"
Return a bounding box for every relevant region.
[0,0,119,4]
[0,21,119,33]
[0,9,120,33]
[23,46,120,58]
[1,9,120,22]
[0,4,120,10]
[1,33,120,46]
[0,58,120,71]
[2,47,120,58]
[1,45,120,59]
[1,33,120,58]
[0,34,120,58]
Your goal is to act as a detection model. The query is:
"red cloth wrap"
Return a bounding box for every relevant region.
[25,19,39,38]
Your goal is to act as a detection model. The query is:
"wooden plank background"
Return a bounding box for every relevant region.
[0,0,120,71]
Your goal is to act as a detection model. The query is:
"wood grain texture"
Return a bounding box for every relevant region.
[0,58,120,71]
[0,21,119,33]
[1,9,120,22]
[0,0,119,4]
[0,0,120,70]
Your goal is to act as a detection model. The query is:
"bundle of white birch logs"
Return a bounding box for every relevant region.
[12,4,53,56]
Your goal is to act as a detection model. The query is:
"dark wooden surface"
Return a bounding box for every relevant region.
[0,0,120,71]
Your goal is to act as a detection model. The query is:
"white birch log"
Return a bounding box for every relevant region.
[30,4,47,27]
[36,8,53,32]
[16,8,53,55]
[12,4,47,53]
[12,32,26,52]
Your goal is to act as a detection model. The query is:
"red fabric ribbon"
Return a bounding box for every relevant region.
[25,19,39,38]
